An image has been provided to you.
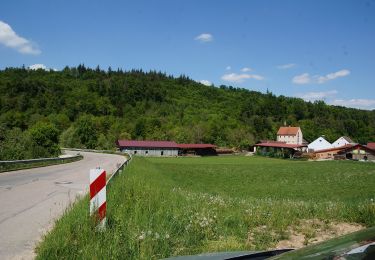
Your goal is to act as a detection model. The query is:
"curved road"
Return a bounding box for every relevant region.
[0,151,126,259]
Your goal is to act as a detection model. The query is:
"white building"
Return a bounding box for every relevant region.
[117,140,179,156]
[307,136,332,152]
[331,136,354,148]
[277,127,303,145]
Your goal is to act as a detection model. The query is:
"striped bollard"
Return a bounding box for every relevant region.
[90,168,106,230]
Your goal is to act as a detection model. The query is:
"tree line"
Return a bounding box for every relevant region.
[0,65,374,160]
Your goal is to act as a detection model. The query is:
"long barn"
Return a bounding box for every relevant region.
[116,140,179,156]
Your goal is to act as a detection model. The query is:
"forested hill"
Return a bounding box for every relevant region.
[1,66,374,154]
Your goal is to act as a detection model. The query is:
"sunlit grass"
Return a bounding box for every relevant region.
[36,156,375,259]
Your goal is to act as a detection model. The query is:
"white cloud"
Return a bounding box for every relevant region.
[277,63,296,69]
[241,67,252,72]
[296,90,338,101]
[199,80,212,86]
[292,69,350,85]
[29,64,47,70]
[317,69,350,84]
[330,99,375,110]
[0,20,40,55]
[194,33,213,42]
[296,90,375,110]
[226,66,231,70]
[292,73,311,84]
[221,73,264,83]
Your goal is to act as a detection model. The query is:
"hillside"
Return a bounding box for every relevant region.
[0,65,374,158]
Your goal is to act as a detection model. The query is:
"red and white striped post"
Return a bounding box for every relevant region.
[90,168,106,229]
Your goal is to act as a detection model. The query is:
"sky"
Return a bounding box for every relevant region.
[1,0,375,110]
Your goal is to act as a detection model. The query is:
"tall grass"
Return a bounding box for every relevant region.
[36,156,375,259]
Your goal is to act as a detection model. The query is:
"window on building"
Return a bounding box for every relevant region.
[161,151,164,156]
[134,151,137,154]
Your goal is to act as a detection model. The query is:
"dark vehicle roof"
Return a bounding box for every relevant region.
[271,226,375,259]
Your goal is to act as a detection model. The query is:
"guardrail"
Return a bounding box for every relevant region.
[62,148,131,185]
[106,154,132,186]
[61,148,124,155]
[0,155,83,173]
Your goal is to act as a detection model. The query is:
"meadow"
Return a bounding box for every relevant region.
[36,156,375,259]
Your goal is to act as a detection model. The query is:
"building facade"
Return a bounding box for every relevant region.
[307,136,332,152]
[117,140,179,156]
[331,136,354,148]
[337,144,375,161]
[277,127,303,145]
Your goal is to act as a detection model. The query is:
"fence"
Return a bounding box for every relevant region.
[0,155,83,172]
[106,154,132,186]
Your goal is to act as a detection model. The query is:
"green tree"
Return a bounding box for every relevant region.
[27,122,60,158]
[0,127,28,160]
[75,115,98,149]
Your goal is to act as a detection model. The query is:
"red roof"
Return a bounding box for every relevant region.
[338,144,375,155]
[367,142,375,150]
[117,140,179,148]
[277,127,300,136]
[255,142,305,149]
[178,144,216,149]
[314,144,353,153]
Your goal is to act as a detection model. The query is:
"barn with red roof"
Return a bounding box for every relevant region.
[116,140,179,156]
[116,140,218,156]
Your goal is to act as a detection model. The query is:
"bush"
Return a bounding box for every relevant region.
[27,122,60,158]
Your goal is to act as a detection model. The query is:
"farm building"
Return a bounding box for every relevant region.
[307,136,332,152]
[116,140,179,156]
[314,144,353,160]
[277,126,303,145]
[367,142,375,150]
[254,140,307,158]
[336,144,375,161]
[331,136,354,148]
[178,144,217,156]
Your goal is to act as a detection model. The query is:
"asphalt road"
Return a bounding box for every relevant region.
[0,151,126,260]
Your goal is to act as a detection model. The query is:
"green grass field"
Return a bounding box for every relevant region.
[36,156,375,259]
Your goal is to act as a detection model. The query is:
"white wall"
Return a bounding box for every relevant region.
[277,128,303,145]
[122,148,178,156]
[332,137,350,148]
[308,137,332,152]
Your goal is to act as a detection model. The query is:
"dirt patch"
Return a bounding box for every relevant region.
[274,219,364,249]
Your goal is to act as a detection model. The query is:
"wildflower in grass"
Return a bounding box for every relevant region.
[165,233,170,239]
[147,230,152,235]
[138,231,145,240]
[155,232,160,239]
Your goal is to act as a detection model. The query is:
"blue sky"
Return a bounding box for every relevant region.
[1,0,375,109]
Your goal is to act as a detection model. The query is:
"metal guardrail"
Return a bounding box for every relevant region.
[0,155,83,172]
[61,147,132,185]
[61,148,123,155]
[106,154,132,186]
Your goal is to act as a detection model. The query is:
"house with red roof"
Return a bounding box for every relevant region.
[254,126,307,158]
[277,126,303,145]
